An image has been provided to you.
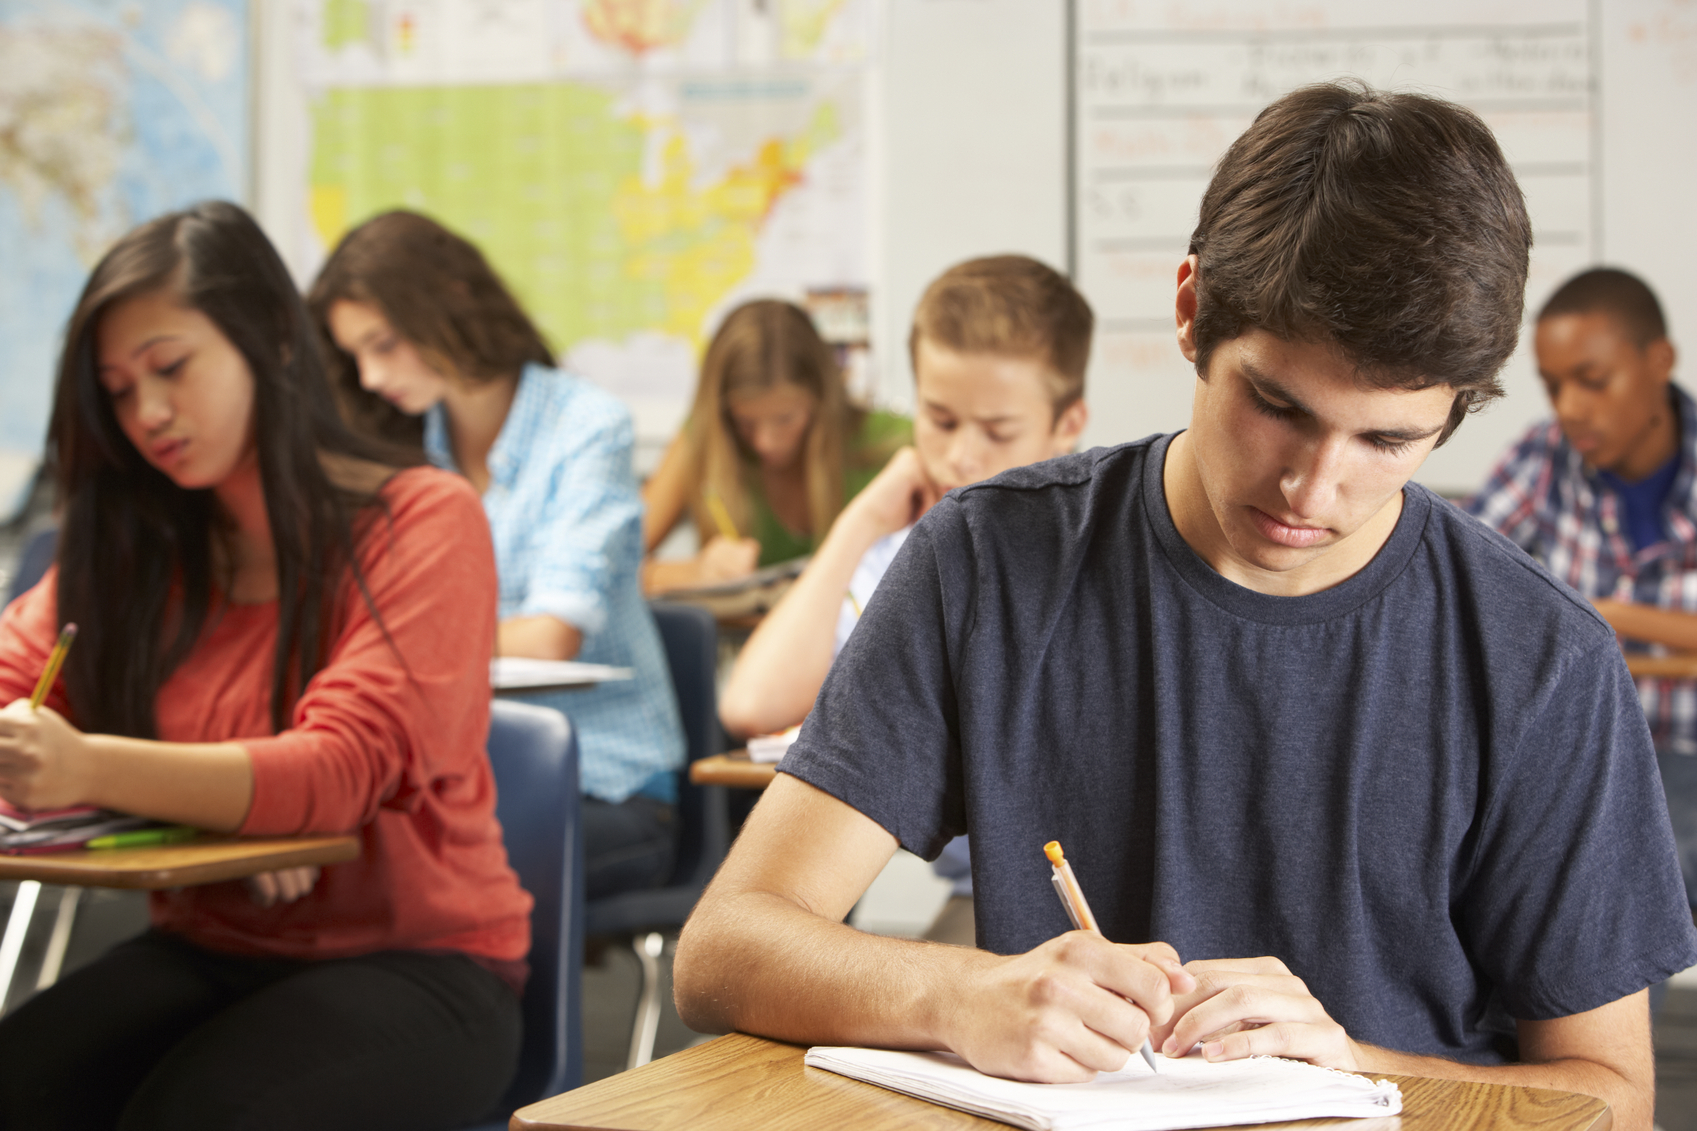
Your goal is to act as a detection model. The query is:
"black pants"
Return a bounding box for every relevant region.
[582,794,675,900]
[0,930,521,1131]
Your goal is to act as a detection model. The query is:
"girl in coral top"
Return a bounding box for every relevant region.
[0,202,530,1131]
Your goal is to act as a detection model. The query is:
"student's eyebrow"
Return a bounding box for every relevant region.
[920,399,1019,425]
[1240,359,1445,442]
[99,334,183,371]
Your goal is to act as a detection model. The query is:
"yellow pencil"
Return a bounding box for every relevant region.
[1045,840,1161,1074]
[705,489,740,542]
[29,623,77,710]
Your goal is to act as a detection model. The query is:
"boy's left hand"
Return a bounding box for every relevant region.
[1154,955,1363,1070]
[0,699,93,811]
[847,448,942,539]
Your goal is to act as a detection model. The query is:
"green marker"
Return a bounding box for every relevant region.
[86,826,198,851]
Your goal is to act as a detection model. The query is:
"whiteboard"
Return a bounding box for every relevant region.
[1070,0,1697,495]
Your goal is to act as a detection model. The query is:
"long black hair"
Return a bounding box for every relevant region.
[49,200,411,736]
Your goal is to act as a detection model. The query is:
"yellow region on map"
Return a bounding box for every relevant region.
[309,83,838,354]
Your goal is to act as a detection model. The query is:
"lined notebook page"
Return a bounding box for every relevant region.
[804,1046,1401,1131]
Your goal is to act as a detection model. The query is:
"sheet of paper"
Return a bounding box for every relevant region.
[489,658,633,690]
[805,1046,1401,1131]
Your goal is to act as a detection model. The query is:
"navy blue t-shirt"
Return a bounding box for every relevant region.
[782,434,1697,1064]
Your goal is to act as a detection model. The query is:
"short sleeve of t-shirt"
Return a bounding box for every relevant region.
[789,504,970,859]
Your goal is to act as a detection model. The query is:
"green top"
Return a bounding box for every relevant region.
[748,409,911,566]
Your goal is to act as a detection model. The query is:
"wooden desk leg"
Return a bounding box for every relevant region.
[35,887,82,990]
[0,880,42,1013]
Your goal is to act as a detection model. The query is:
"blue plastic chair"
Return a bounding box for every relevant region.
[4,527,56,607]
[465,699,584,1130]
[584,601,728,1070]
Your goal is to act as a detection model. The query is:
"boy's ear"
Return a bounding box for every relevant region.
[1051,398,1089,455]
[1176,255,1201,365]
[1648,337,1677,386]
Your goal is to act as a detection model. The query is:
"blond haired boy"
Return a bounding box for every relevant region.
[721,256,1091,738]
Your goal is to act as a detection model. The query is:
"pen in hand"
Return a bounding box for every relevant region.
[1045,839,1162,1074]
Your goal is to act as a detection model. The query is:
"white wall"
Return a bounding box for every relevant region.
[872,0,1067,416]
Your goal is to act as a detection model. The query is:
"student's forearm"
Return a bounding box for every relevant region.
[1593,598,1697,653]
[79,735,254,832]
[641,434,692,554]
[675,884,983,1049]
[719,512,885,737]
[1351,1044,1648,1130]
[497,615,582,660]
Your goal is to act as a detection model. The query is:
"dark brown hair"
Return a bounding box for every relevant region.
[1539,267,1668,347]
[49,201,403,737]
[908,255,1093,416]
[688,300,867,542]
[307,210,554,448]
[1189,82,1532,444]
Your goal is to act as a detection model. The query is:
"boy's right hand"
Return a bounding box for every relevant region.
[942,934,1194,1083]
[698,536,761,583]
[844,447,942,540]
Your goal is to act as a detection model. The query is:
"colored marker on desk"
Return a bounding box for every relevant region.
[87,826,197,851]
[1045,839,1161,1075]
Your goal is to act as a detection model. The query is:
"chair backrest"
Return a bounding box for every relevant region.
[5,527,57,608]
[646,602,727,891]
[486,699,583,1107]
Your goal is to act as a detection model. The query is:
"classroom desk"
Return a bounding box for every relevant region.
[511,1032,1610,1131]
[0,834,359,1012]
[1625,653,1697,680]
[689,749,777,790]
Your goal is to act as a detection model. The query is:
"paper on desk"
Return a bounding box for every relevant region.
[747,725,801,763]
[803,1045,1401,1131]
[490,658,633,690]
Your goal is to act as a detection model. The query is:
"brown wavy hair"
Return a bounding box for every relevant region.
[688,300,865,542]
[307,210,555,449]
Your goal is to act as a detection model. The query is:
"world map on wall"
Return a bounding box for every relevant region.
[0,0,249,518]
[298,0,871,442]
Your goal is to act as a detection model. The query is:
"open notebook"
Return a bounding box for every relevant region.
[804,1045,1401,1131]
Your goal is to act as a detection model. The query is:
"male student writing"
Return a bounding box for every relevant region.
[674,83,1697,1130]
[1468,268,1697,907]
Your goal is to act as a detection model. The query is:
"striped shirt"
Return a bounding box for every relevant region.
[1466,385,1697,755]
[427,364,685,802]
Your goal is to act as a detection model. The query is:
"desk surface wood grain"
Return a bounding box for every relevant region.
[510,1033,1610,1131]
[688,751,777,790]
[0,834,360,889]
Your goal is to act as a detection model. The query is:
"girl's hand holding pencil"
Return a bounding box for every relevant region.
[0,699,94,812]
[0,623,91,811]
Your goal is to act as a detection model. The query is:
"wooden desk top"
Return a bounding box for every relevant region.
[689,751,778,790]
[511,1033,1610,1131]
[0,834,360,889]
[1625,653,1697,679]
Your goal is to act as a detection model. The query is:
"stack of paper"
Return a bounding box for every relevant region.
[748,724,802,763]
[0,802,153,855]
[804,1046,1401,1131]
[490,658,633,691]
